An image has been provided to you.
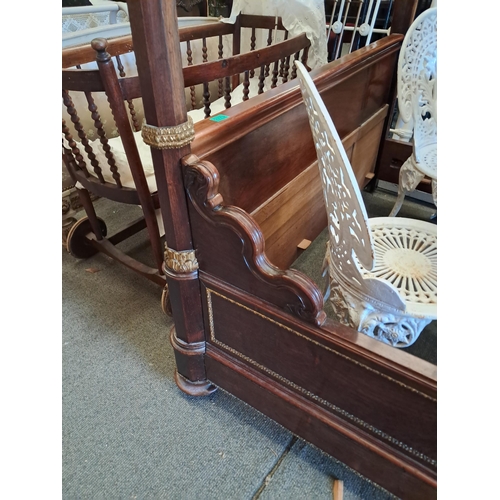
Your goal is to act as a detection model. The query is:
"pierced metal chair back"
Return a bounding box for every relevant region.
[389,7,437,217]
[294,60,405,311]
[295,60,437,348]
[396,7,437,161]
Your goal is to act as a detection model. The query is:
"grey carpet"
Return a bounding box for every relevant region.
[63,189,434,499]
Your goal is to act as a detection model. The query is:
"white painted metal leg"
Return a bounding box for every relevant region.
[389,157,425,217]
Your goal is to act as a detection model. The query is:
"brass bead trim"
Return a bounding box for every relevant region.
[206,289,435,400]
[142,116,195,149]
[164,245,199,274]
[205,287,436,467]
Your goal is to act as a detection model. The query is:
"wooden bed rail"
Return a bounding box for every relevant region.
[172,36,437,496]
[180,147,437,498]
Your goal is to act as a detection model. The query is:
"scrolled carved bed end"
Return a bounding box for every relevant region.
[181,153,327,328]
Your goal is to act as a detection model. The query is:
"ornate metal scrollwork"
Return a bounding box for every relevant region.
[142,116,195,150]
[164,246,199,275]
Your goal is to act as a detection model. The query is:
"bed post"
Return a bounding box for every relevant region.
[390,0,419,35]
[127,0,216,396]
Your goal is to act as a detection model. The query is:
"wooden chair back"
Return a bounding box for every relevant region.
[62,38,163,271]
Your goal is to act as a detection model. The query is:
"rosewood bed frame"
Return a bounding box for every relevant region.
[65,0,436,497]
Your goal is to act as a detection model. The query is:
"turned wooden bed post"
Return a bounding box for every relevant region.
[127,0,216,396]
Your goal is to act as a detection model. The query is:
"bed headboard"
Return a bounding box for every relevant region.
[190,35,403,269]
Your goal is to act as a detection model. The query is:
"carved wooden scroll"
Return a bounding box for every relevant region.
[182,153,327,327]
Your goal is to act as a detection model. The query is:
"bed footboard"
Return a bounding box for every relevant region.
[178,152,436,500]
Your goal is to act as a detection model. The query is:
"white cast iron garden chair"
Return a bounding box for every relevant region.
[389,7,437,217]
[294,60,437,348]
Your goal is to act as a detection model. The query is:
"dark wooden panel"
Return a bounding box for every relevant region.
[205,352,436,500]
[376,138,432,193]
[201,280,437,462]
[183,155,326,327]
[192,36,402,215]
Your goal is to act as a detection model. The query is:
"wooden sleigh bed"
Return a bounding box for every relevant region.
[63,1,436,498]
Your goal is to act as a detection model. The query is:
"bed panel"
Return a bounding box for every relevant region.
[197,276,437,500]
[191,37,401,269]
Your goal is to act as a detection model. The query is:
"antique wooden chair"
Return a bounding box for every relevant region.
[295,60,437,348]
[62,38,169,309]
[389,7,437,216]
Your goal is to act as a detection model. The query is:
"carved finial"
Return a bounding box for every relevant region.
[91,38,110,62]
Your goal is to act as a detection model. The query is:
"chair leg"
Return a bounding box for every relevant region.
[431,179,437,207]
[77,187,105,240]
[388,182,407,217]
[329,280,433,348]
[62,190,77,246]
[358,309,432,348]
[321,246,331,304]
[389,157,425,217]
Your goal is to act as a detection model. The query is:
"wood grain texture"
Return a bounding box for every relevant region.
[182,34,309,87]
[251,162,327,270]
[202,278,436,460]
[183,155,326,327]
[127,0,208,388]
[192,36,402,207]
[251,105,389,268]
[206,351,436,500]
[200,278,436,500]
[188,38,400,269]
